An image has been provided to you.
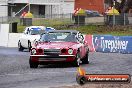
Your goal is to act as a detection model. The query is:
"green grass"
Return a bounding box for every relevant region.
[32,18,73,26]
[54,25,132,36]
[17,18,73,33]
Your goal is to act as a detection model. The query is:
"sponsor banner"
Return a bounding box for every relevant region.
[85,35,132,54]
[76,74,131,85]
[93,35,132,53]
[76,67,131,85]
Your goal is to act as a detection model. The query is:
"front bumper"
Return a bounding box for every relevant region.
[30,55,76,62]
[30,55,75,57]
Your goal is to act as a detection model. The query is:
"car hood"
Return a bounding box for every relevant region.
[36,42,78,49]
[29,35,40,41]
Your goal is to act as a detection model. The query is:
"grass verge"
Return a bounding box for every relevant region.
[17,25,132,36]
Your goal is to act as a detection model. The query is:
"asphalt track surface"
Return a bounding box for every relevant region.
[0,47,132,88]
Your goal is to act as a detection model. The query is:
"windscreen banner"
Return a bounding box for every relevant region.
[85,35,132,54]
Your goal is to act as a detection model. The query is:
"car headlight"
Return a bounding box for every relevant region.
[31,49,37,55]
[68,49,73,55]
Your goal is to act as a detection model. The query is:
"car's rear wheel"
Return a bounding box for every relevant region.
[29,57,38,68]
[82,52,89,64]
[18,41,24,51]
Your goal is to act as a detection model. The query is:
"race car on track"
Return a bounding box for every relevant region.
[29,30,89,68]
[18,26,55,51]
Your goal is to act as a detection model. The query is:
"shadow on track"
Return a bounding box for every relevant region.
[38,64,77,68]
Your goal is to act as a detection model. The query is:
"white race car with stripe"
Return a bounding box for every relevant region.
[18,26,55,51]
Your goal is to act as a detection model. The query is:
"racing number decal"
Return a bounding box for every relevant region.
[76,32,84,43]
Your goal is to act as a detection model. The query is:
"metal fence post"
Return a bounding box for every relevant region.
[78,15,79,26]
[70,13,72,23]
[113,1,116,27]
[124,13,126,26]
[113,14,115,27]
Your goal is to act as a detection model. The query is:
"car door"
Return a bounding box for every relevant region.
[20,33,26,48]
[21,27,30,48]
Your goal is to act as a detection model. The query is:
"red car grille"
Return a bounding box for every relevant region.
[44,49,61,55]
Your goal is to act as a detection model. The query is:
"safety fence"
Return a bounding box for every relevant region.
[0,13,132,26]
[85,35,132,54]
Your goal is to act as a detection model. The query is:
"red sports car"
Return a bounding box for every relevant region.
[29,30,89,68]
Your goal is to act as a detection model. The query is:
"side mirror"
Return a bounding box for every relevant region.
[35,41,39,46]
[33,39,40,46]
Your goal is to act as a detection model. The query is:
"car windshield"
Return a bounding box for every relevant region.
[40,32,77,42]
[29,28,44,35]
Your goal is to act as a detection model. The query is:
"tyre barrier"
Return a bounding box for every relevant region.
[85,35,132,54]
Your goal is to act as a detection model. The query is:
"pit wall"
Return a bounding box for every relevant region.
[0,24,22,47]
[0,24,9,47]
[85,35,132,54]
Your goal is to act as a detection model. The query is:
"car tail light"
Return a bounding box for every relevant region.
[61,49,67,53]
[38,49,43,53]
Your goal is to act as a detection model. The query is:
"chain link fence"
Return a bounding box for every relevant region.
[0,13,132,27]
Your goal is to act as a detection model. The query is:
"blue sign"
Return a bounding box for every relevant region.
[93,35,132,54]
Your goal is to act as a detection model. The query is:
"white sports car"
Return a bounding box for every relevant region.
[18,26,55,51]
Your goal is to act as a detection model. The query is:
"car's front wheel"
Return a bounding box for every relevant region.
[82,52,89,64]
[72,53,80,67]
[29,57,38,68]
[18,41,24,51]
